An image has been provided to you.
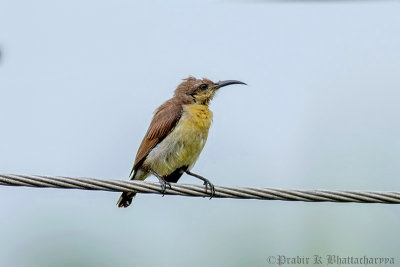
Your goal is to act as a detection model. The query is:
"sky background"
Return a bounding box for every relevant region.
[1,0,400,266]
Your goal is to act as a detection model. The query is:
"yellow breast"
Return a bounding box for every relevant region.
[183,104,213,130]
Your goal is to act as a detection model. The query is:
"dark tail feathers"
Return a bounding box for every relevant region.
[117,192,137,208]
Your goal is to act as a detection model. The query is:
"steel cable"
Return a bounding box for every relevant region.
[1,174,400,204]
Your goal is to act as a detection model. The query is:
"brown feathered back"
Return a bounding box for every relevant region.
[129,96,192,177]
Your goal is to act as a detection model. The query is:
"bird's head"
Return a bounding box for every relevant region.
[174,76,246,105]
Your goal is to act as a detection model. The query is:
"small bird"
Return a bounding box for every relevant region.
[117,76,246,208]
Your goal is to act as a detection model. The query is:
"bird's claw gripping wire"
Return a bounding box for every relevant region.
[185,171,215,199]
[203,179,215,199]
[157,177,171,196]
[150,171,172,196]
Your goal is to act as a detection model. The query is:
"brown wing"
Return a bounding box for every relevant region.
[129,99,183,178]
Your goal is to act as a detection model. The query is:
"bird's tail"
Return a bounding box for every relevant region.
[117,167,137,208]
[117,191,137,208]
[117,168,147,208]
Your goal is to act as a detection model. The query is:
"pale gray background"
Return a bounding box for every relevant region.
[0,1,399,266]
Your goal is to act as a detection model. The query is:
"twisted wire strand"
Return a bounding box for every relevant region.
[1,174,400,204]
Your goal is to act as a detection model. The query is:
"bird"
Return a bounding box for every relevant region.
[117,76,246,208]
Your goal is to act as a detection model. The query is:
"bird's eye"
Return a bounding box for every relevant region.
[199,84,208,90]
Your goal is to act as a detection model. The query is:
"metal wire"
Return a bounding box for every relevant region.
[1,174,400,204]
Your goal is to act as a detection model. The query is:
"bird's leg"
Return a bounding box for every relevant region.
[185,171,215,199]
[150,171,171,196]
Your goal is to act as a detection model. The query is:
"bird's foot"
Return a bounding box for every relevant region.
[203,179,215,199]
[157,177,171,196]
[185,170,215,199]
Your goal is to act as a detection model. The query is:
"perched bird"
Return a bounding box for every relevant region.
[117,76,246,208]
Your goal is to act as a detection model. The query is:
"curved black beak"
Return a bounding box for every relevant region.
[214,80,247,89]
